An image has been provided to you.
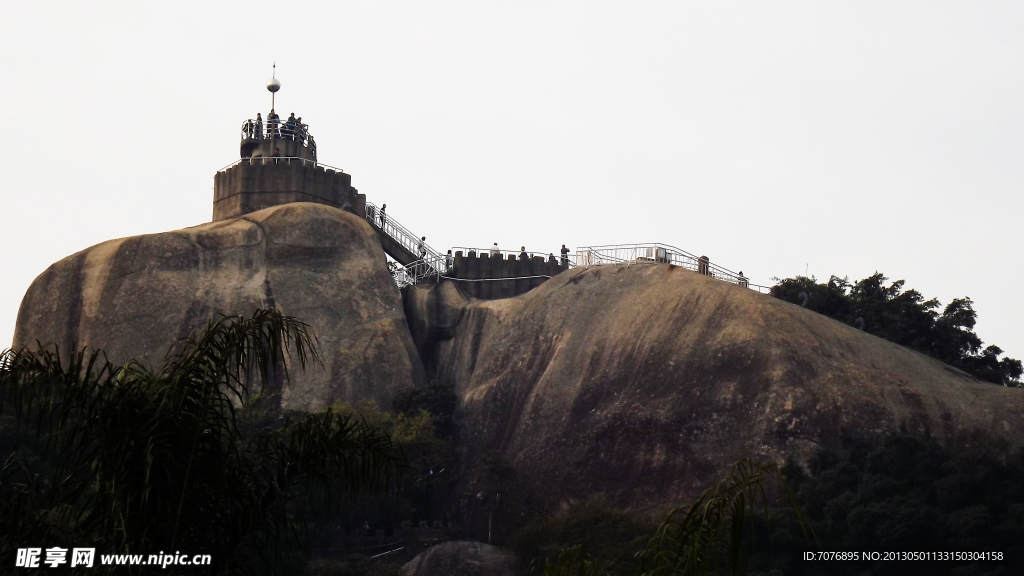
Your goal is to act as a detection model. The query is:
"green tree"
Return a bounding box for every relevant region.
[931,297,983,362]
[0,310,404,574]
[772,273,1022,386]
[640,460,814,576]
[535,461,815,576]
[848,273,940,351]
[771,275,853,320]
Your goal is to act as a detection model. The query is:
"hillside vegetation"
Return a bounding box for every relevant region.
[772,274,1022,386]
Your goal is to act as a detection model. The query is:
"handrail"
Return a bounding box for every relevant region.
[216,156,345,174]
[364,202,443,263]
[357,205,768,294]
[572,243,768,293]
[389,253,452,288]
[240,117,314,146]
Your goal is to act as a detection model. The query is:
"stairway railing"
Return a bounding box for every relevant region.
[364,202,442,263]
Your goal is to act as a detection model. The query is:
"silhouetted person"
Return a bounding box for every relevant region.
[284,113,296,140]
[489,243,500,257]
[255,113,263,140]
[267,110,280,138]
[418,236,427,258]
[379,204,386,227]
[298,117,307,143]
[698,255,710,276]
[520,246,528,260]
[560,244,569,267]
[446,249,453,269]
[737,271,749,288]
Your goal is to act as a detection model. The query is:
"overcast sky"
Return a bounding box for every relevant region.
[2,2,1022,362]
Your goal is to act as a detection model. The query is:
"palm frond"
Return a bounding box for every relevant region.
[640,459,817,576]
[0,309,399,575]
[535,545,604,576]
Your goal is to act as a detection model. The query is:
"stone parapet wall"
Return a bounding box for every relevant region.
[447,250,568,299]
[213,160,364,221]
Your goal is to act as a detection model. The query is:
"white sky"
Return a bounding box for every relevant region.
[2,2,1022,361]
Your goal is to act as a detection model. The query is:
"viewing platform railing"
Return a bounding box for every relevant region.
[241,118,315,147]
[351,200,771,294]
[386,243,771,293]
[573,243,771,293]
[216,156,344,174]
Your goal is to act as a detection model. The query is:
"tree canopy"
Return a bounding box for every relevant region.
[772,273,1022,386]
[0,310,404,575]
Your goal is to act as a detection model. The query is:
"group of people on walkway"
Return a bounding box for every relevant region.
[487,243,571,267]
[243,111,314,150]
[368,204,576,272]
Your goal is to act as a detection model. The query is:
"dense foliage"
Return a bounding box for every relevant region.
[533,436,1024,576]
[511,496,653,576]
[521,461,813,576]
[302,387,461,575]
[326,393,458,526]
[749,433,1024,575]
[772,274,1022,386]
[0,310,403,575]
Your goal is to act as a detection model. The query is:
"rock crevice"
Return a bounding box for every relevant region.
[404,264,1024,513]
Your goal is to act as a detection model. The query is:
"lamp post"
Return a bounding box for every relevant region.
[475,491,502,544]
[267,64,281,157]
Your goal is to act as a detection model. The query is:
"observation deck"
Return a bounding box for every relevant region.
[239,115,317,161]
[213,113,364,222]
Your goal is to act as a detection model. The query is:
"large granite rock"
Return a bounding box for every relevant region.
[401,541,520,576]
[407,264,1024,513]
[14,202,426,410]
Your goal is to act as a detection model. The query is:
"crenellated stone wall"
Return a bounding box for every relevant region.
[213,159,365,222]
[445,250,569,299]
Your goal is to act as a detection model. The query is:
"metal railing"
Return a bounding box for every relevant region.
[364,202,443,264]
[389,253,452,288]
[241,118,315,147]
[216,156,345,174]
[572,243,771,293]
[357,206,770,294]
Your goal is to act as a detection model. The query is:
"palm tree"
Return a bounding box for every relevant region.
[0,309,403,574]
[536,460,816,576]
[639,460,816,576]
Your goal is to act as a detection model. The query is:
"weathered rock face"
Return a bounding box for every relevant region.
[401,541,520,576]
[15,202,426,410]
[408,264,1024,513]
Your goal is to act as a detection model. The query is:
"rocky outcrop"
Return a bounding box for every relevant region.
[401,541,520,576]
[408,264,1024,513]
[402,280,471,369]
[14,202,426,410]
